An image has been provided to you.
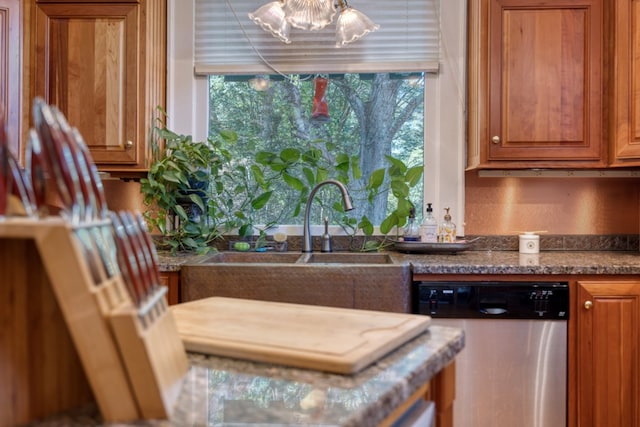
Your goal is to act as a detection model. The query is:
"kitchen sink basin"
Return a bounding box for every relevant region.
[301,252,394,264]
[181,250,411,313]
[202,251,303,264]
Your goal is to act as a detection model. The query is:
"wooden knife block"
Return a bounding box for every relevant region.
[0,218,189,426]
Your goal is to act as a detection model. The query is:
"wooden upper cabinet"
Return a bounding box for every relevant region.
[31,0,166,176]
[468,0,604,169]
[610,0,640,166]
[0,0,22,158]
[574,280,640,426]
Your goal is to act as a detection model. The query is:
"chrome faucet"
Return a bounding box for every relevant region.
[302,179,354,253]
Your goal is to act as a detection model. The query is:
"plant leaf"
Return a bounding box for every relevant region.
[280,148,301,163]
[282,173,305,190]
[251,191,273,209]
[405,166,424,187]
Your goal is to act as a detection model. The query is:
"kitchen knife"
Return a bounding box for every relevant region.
[51,107,122,281]
[64,125,121,280]
[135,212,163,288]
[7,154,37,217]
[110,211,145,307]
[120,211,155,300]
[117,210,168,322]
[25,130,47,216]
[52,107,97,222]
[72,128,108,220]
[32,98,84,222]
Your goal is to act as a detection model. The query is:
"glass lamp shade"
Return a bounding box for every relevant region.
[335,7,380,47]
[283,0,336,31]
[249,1,292,44]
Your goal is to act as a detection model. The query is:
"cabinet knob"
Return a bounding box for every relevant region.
[491,136,501,144]
[584,300,593,310]
[125,140,134,150]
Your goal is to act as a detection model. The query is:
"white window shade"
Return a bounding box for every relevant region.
[194,0,440,75]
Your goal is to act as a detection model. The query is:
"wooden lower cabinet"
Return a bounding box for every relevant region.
[572,280,640,426]
[159,271,180,305]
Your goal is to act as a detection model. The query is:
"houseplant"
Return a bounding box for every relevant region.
[140,121,229,254]
[141,115,275,255]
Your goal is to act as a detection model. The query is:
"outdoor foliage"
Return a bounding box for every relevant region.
[141,73,425,253]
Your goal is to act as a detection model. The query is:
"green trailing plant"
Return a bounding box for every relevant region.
[141,123,224,254]
[141,113,277,254]
[141,113,423,254]
[254,142,423,252]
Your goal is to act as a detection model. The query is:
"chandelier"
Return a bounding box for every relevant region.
[248,0,379,47]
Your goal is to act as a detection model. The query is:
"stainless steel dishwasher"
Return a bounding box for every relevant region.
[414,281,569,427]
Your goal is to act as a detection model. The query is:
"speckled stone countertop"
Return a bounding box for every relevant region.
[400,250,640,275]
[158,250,640,275]
[32,326,464,427]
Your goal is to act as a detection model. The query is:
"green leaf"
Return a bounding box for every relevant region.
[405,166,424,187]
[269,158,288,172]
[351,156,362,179]
[358,216,374,236]
[316,168,328,182]
[390,180,410,198]
[238,224,253,237]
[385,155,407,176]
[283,173,305,190]
[255,151,276,165]
[395,198,412,217]
[173,204,189,221]
[302,149,322,164]
[336,153,349,165]
[251,191,273,210]
[218,129,238,143]
[368,168,386,190]
[280,148,301,163]
[186,193,206,212]
[363,240,381,251]
[251,165,265,185]
[302,167,315,185]
[379,214,399,235]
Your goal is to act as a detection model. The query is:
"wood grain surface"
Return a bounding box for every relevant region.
[171,297,431,374]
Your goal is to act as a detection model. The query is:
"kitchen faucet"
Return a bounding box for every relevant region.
[302,180,354,253]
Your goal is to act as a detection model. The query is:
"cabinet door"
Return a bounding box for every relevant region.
[159,271,180,305]
[0,0,21,157]
[576,281,640,426]
[611,0,640,166]
[32,1,165,175]
[468,0,604,168]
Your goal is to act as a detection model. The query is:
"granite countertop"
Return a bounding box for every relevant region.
[399,250,640,275]
[158,250,640,275]
[33,325,464,427]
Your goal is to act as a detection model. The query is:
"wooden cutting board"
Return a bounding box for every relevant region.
[170,297,431,374]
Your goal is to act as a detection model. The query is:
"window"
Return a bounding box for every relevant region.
[167,0,467,235]
[207,73,424,228]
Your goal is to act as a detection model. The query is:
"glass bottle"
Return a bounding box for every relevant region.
[438,207,456,243]
[404,207,421,241]
[420,203,438,243]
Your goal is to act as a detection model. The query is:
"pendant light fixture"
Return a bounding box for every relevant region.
[248,0,379,47]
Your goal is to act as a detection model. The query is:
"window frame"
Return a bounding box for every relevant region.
[166,0,467,236]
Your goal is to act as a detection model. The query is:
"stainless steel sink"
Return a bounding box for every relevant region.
[201,251,303,263]
[301,252,394,264]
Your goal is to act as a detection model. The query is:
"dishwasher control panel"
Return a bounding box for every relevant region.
[414,281,569,319]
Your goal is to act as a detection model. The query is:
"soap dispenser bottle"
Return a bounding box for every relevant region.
[404,207,421,241]
[420,203,438,243]
[438,207,456,243]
